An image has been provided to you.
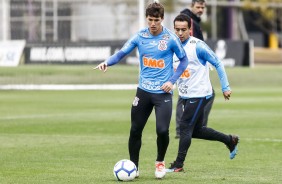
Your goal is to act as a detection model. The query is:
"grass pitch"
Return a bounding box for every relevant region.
[0,65,282,183]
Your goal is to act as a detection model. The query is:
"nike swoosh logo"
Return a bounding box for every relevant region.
[164,100,170,102]
[190,100,197,104]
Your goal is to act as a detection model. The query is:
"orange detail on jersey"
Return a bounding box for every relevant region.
[174,67,190,78]
[180,69,190,78]
[143,57,165,68]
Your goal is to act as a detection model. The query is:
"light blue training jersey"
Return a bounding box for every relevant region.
[121,27,186,94]
[173,36,230,99]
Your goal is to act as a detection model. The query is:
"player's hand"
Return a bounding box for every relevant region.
[223,90,232,100]
[93,62,108,72]
[161,81,173,93]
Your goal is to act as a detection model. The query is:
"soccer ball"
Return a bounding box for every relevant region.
[113,159,137,181]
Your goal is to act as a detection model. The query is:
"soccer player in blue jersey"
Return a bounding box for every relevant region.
[167,14,239,172]
[95,2,188,179]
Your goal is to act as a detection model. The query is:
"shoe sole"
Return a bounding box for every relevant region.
[165,168,184,173]
[155,173,166,179]
[230,145,238,159]
[229,136,239,159]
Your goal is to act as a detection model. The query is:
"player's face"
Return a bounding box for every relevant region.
[174,21,190,43]
[146,16,163,36]
[191,2,205,17]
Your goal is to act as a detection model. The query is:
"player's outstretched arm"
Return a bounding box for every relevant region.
[93,50,127,72]
[196,42,231,98]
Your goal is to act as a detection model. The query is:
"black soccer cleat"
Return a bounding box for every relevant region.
[227,135,239,159]
[166,161,184,172]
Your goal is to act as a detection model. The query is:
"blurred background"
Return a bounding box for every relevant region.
[0,0,281,67]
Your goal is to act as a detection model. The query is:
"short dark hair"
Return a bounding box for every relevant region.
[145,2,164,18]
[173,14,191,29]
[192,0,206,5]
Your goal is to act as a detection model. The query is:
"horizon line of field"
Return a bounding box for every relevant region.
[1,84,281,91]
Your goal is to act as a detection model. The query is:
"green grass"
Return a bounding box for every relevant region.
[0,64,281,87]
[0,64,139,84]
[0,65,282,183]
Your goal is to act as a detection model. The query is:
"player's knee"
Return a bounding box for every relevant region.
[156,128,169,136]
[180,122,190,131]
[130,127,142,138]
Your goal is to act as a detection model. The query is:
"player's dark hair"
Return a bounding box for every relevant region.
[192,0,206,6]
[145,2,164,18]
[173,14,191,29]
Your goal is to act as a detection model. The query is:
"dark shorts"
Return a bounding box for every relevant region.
[131,88,172,134]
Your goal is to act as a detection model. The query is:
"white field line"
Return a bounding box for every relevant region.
[0,84,138,90]
[244,138,282,143]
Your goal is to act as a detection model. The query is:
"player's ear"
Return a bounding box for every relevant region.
[189,28,192,36]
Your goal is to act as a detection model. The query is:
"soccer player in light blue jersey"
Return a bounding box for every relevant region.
[95,2,188,179]
[167,14,239,172]
[175,0,215,139]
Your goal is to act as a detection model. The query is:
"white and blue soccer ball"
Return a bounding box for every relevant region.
[113,159,137,181]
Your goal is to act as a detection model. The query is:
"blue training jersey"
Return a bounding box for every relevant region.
[121,27,186,94]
